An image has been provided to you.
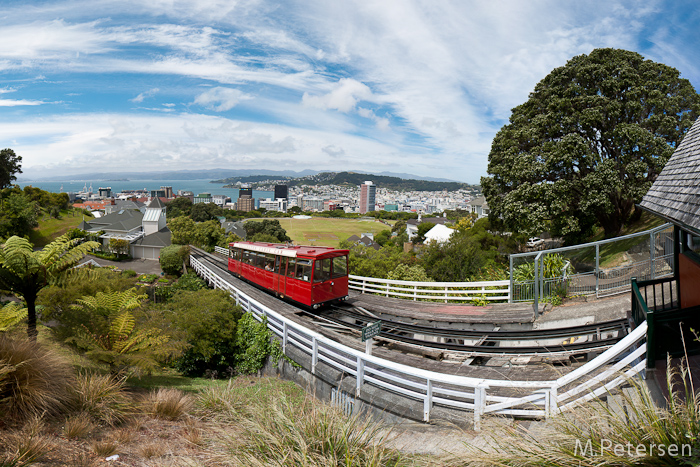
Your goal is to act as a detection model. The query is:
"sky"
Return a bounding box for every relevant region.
[1,1,700,183]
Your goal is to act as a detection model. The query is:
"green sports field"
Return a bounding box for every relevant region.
[264,217,392,248]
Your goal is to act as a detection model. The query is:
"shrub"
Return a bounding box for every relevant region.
[144,388,193,421]
[159,244,190,276]
[170,273,206,293]
[0,335,75,422]
[234,313,284,376]
[71,373,134,426]
[63,412,94,439]
[121,269,138,278]
[0,417,53,466]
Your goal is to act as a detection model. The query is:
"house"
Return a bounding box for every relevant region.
[78,197,171,260]
[221,220,247,239]
[634,116,700,369]
[424,224,454,244]
[405,216,452,241]
[346,234,381,251]
[468,196,490,218]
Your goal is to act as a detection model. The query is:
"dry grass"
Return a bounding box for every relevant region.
[63,412,94,439]
[90,439,118,457]
[71,373,134,426]
[0,335,75,423]
[144,388,193,421]
[139,442,166,459]
[0,417,54,466]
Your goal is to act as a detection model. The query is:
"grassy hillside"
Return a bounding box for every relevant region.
[264,217,392,248]
[28,209,92,248]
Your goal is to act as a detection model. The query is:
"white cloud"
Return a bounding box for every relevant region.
[193,87,251,111]
[130,88,160,103]
[0,99,46,106]
[302,78,375,113]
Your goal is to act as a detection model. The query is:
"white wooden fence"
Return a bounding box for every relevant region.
[348,275,510,302]
[191,254,647,429]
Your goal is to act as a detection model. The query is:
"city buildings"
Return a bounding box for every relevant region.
[359,181,376,214]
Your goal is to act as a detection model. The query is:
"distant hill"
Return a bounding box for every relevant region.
[217,171,478,192]
[19,169,318,182]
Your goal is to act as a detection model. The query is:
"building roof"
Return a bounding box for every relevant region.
[132,227,171,247]
[231,241,348,258]
[406,217,451,226]
[639,117,700,235]
[424,224,454,243]
[147,197,167,209]
[88,209,143,232]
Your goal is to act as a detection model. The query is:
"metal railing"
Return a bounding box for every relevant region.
[511,223,674,305]
[191,254,647,430]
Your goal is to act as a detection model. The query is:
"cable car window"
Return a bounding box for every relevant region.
[264,253,275,271]
[275,256,283,274]
[243,250,253,265]
[332,256,348,278]
[286,258,296,278]
[314,258,331,283]
[297,259,312,282]
[253,252,265,268]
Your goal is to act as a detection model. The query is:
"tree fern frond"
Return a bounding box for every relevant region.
[0,301,27,331]
[109,310,136,348]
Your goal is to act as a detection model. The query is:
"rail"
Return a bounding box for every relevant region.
[191,253,647,429]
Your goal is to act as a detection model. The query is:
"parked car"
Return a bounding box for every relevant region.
[526,237,544,248]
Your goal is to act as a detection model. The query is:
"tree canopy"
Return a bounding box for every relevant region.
[0,149,22,189]
[482,48,700,241]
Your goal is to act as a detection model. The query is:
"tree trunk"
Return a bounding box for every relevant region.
[26,293,37,341]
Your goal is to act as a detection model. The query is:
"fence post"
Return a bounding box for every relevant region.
[474,385,486,431]
[356,356,364,397]
[386,282,390,297]
[444,286,448,303]
[414,285,417,301]
[282,322,288,353]
[595,243,600,297]
[650,231,656,280]
[646,308,655,370]
[533,253,541,314]
[509,254,514,303]
[312,337,318,374]
[424,379,433,422]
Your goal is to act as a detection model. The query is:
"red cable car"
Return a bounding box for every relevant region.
[228,241,350,308]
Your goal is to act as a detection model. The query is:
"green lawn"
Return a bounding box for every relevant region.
[29,209,92,247]
[259,217,392,248]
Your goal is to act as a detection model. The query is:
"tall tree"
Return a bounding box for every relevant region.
[482,48,700,241]
[0,149,22,189]
[0,235,99,339]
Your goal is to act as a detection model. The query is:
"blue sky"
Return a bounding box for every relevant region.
[1,0,700,183]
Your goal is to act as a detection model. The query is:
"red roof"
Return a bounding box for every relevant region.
[231,241,348,258]
[72,200,112,210]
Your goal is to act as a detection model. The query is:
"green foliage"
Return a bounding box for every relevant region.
[121,269,138,278]
[244,219,292,243]
[343,241,414,279]
[0,191,38,239]
[166,196,193,218]
[387,263,432,282]
[234,313,284,375]
[0,234,100,339]
[0,148,22,189]
[67,289,170,376]
[170,272,206,292]
[38,268,139,340]
[108,238,130,257]
[483,48,700,242]
[512,253,573,281]
[421,218,511,282]
[190,202,223,222]
[0,302,26,332]
[159,244,190,276]
[168,215,196,245]
[193,220,227,251]
[149,289,243,378]
[412,222,435,244]
[138,274,158,283]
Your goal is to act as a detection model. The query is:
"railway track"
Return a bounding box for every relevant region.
[194,247,628,359]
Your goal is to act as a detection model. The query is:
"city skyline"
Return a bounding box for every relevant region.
[2,1,700,183]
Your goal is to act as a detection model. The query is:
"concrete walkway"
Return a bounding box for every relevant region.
[79,254,165,275]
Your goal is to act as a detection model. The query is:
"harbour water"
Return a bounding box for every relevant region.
[17,179,273,201]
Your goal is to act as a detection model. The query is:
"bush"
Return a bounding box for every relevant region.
[0,335,75,422]
[159,244,190,276]
[71,373,134,426]
[121,269,137,278]
[144,388,193,421]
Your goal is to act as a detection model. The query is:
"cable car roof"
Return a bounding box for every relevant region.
[231,242,348,258]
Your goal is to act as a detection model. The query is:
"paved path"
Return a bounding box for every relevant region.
[79,255,165,275]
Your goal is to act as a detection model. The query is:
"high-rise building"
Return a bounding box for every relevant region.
[359,181,376,214]
[239,186,253,198]
[236,196,255,212]
[274,184,288,200]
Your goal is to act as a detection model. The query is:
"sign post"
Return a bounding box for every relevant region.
[361,321,382,355]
